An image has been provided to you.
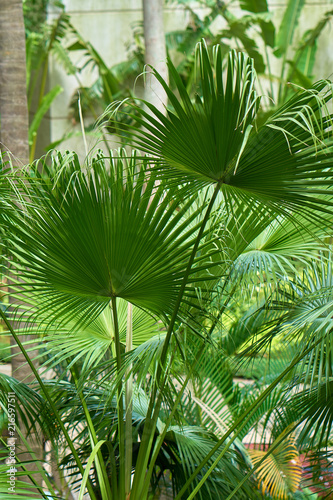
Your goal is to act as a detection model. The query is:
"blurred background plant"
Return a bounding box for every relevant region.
[22,0,333,159]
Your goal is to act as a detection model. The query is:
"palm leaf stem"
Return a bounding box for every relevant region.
[70,366,113,500]
[78,440,108,500]
[105,441,119,500]
[125,302,133,497]
[0,308,98,500]
[131,180,222,499]
[73,73,110,151]
[110,296,125,500]
[264,44,275,101]
[141,341,209,498]
[141,280,240,493]
[175,333,326,500]
[29,55,48,163]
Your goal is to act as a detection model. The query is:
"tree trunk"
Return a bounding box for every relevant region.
[0,0,29,163]
[142,0,168,112]
[0,2,44,496]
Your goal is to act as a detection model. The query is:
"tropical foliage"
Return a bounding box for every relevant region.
[21,0,333,158]
[1,40,333,500]
[165,0,333,107]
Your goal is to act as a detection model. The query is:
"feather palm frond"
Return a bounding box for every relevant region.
[248,431,302,499]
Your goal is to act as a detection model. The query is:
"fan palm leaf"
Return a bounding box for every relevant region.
[12,298,162,377]
[7,150,221,326]
[114,41,333,220]
[291,381,333,450]
[232,210,332,283]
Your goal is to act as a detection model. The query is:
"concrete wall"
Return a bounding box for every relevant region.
[44,0,333,158]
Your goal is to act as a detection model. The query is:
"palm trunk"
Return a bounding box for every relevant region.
[142,0,168,113]
[0,0,29,163]
[0,1,43,495]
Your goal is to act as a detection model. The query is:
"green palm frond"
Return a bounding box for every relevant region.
[232,210,332,283]
[117,43,260,186]
[292,381,333,450]
[113,41,333,221]
[7,150,221,327]
[267,258,333,391]
[18,299,162,376]
[0,373,52,439]
[248,431,302,499]
[229,383,288,444]
[0,457,52,500]
[166,425,257,499]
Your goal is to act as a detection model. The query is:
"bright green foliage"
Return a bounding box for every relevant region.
[120,44,333,216]
[9,152,220,322]
[2,43,333,500]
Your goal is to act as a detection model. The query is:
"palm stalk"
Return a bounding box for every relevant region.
[140,276,238,496]
[125,302,133,497]
[110,296,125,499]
[131,180,222,499]
[70,367,112,500]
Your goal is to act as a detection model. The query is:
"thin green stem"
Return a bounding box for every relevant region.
[73,74,112,151]
[111,296,125,500]
[131,181,222,499]
[125,302,133,496]
[264,44,275,102]
[174,335,326,500]
[141,286,238,498]
[71,366,112,500]
[0,308,98,500]
[278,48,288,105]
[141,275,236,493]
[141,344,205,498]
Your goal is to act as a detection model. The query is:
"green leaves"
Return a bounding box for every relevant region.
[35,300,161,372]
[274,0,306,58]
[120,42,333,222]
[5,39,333,500]
[28,85,63,147]
[124,45,260,185]
[9,151,219,325]
[239,0,275,48]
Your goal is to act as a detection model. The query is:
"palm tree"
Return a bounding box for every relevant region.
[0,0,29,163]
[2,42,333,499]
[142,0,168,112]
[0,1,46,495]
